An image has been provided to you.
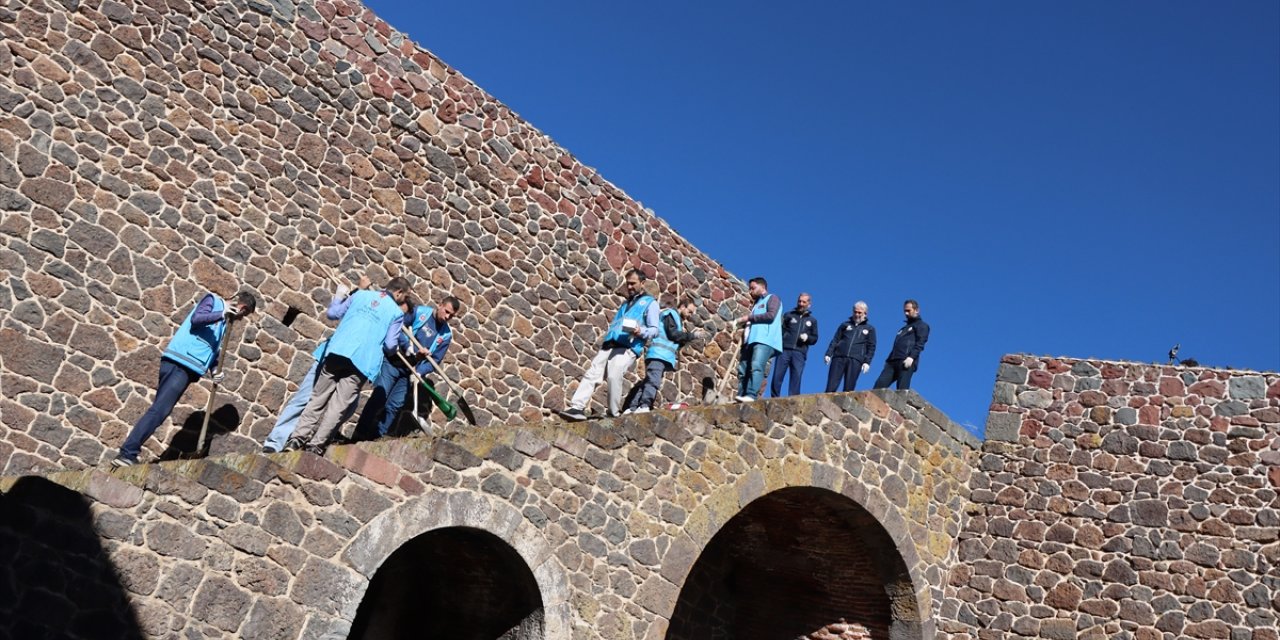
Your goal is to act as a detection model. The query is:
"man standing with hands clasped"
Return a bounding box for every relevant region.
[558,268,659,420]
[824,300,876,392]
[873,299,930,390]
[770,292,818,397]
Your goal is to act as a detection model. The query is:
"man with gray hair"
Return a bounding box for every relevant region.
[824,301,876,392]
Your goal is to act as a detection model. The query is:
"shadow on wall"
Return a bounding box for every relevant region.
[156,404,242,461]
[0,477,145,639]
[349,526,544,640]
[668,487,921,640]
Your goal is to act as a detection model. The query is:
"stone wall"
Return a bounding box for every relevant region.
[942,356,1280,640]
[0,391,981,639]
[0,0,744,476]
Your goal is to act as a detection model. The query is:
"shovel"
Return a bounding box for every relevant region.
[195,314,242,456]
[393,349,457,423]
[402,325,479,426]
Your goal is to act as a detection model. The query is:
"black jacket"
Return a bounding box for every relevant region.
[825,317,876,364]
[886,316,929,366]
[780,309,819,353]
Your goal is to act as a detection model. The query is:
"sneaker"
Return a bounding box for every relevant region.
[110,456,135,468]
[262,445,279,454]
[634,407,650,414]
[736,395,755,403]
[621,408,636,415]
[303,444,326,456]
[284,437,304,452]
[557,408,587,421]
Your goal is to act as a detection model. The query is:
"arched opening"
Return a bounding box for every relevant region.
[668,487,922,640]
[348,526,544,640]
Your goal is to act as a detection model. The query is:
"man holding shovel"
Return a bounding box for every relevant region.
[112,290,258,467]
[285,277,412,454]
[558,268,659,421]
[351,296,460,441]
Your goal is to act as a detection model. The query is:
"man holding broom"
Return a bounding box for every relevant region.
[351,296,460,441]
[112,290,258,467]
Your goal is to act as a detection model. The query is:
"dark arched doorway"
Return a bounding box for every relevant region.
[667,487,922,640]
[348,526,544,640]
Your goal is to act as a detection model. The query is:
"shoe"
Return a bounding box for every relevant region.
[110,456,135,468]
[262,445,279,454]
[557,408,587,421]
[736,395,755,403]
[284,437,304,452]
[634,407,650,414]
[303,444,326,456]
[621,408,635,415]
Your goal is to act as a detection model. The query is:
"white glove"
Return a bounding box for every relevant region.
[799,333,808,343]
[904,357,914,369]
[824,356,831,365]
[210,369,225,383]
[861,363,870,374]
[335,283,351,299]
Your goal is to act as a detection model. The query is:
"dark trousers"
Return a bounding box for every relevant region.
[769,350,806,397]
[825,357,863,392]
[873,360,915,390]
[353,360,413,440]
[119,358,199,461]
[625,360,671,410]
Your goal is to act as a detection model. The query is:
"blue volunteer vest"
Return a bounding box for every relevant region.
[325,289,404,380]
[646,309,682,366]
[746,293,783,351]
[410,305,453,371]
[603,294,655,356]
[162,294,227,376]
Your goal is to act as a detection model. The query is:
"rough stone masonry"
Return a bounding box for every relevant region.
[1,0,1278,639]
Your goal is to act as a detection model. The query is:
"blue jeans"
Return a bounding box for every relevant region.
[769,349,806,397]
[737,343,778,399]
[625,360,671,410]
[119,358,199,461]
[263,361,320,452]
[353,360,413,440]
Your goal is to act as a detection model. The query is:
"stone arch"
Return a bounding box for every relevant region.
[341,490,571,639]
[664,462,932,640]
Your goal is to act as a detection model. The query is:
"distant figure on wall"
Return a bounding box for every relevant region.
[770,293,819,397]
[113,290,258,467]
[824,300,876,392]
[873,299,929,391]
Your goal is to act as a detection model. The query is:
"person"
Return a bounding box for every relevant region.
[261,281,405,453]
[285,277,412,453]
[873,299,930,390]
[735,277,782,402]
[622,298,702,414]
[558,268,659,421]
[770,293,818,397]
[352,296,459,441]
[824,301,876,392]
[113,290,258,467]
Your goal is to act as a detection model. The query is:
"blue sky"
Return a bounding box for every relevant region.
[364,1,1280,434]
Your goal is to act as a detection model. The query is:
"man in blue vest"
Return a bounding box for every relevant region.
[558,268,660,421]
[261,277,395,453]
[824,300,877,392]
[286,277,412,453]
[112,290,258,467]
[735,277,782,402]
[621,298,703,414]
[873,299,930,390]
[351,296,460,442]
[770,293,819,397]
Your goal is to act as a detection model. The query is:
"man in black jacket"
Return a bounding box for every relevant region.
[873,299,930,390]
[770,293,819,396]
[824,300,875,392]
